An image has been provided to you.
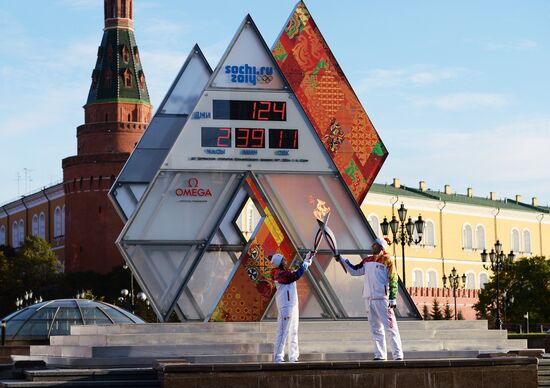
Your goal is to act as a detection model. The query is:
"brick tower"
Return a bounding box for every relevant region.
[62,0,152,273]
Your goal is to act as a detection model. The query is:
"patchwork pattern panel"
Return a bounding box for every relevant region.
[273,2,388,204]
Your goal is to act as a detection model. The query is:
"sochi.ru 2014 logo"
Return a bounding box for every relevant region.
[225,64,273,86]
[175,178,212,197]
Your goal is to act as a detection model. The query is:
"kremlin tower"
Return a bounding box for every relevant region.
[62,0,152,273]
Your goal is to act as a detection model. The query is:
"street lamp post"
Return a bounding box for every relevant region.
[442,267,466,319]
[480,240,515,330]
[15,290,42,310]
[380,203,425,287]
[119,289,148,314]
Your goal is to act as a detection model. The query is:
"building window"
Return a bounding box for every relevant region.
[91,70,98,89]
[12,221,18,247]
[475,225,486,251]
[104,68,112,88]
[479,273,489,289]
[138,71,145,89]
[32,214,39,236]
[54,207,62,237]
[19,220,25,246]
[412,269,424,287]
[367,214,380,237]
[39,212,46,239]
[0,225,5,246]
[462,224,473,250]
[121,45,130,63]
[427,269,438,288]
[465,272,475,290]
[511,228,520,253]
[123,69,133,87]
[423,220,435,247]
[61,206,66,236]
[134,47,140,64]
[523,229,531,255]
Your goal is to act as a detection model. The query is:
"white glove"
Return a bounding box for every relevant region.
[388,299,397,309]
[303,251,314,266]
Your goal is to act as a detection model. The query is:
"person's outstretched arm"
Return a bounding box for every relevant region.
[335,255,365,276]
[273,253,313,284]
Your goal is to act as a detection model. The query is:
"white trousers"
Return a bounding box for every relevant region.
[273,304,299,362]
[366,298,403,360]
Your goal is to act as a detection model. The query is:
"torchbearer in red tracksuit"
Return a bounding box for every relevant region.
[269,252,313,363]
[336,237,404,361]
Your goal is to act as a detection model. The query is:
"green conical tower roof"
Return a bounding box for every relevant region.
[87,0,150,105]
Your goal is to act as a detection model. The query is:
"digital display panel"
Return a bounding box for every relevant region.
[213,100,286,121]
[235,128,265,148]
[269,129,298,149]
[201,127,231,148]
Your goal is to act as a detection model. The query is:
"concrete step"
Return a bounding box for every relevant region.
[24,368,157,382]
[0,380,160,387]
[49,328,507,347]
[32,343,273,359]
[69,320,489,335]
[15,349,485,368]
[31,337,524,360]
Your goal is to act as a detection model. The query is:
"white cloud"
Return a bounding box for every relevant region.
[376,116,550,204]
[356,65,473,90]
[482,39,538,51]
[410,92,511,111]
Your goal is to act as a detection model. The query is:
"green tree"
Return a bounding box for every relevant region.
[422,304,431,320]
[444,303,453,320]
[474,256,550,325]
[457,310,464,320]
[431,298,443,320]
[0,236,61,317]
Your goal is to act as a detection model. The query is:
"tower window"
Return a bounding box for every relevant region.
[123,69,133,87]
[91,70,98,89]
[104,68,112,88]
[139,71,145,89]
[134,47,140,64]
[122,45,130,63]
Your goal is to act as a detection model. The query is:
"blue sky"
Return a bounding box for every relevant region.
[1,0,549,206]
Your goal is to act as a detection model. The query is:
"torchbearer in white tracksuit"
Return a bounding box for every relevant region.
[336,237,404,360]
[269,252,313,363]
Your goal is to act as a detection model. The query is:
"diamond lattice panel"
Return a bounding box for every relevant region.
[123,172,241,241]
[209,176,297,322]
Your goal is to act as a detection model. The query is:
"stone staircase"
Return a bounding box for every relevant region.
[0,367,160,387]
[540,358,550,387]
[12,320,527,367]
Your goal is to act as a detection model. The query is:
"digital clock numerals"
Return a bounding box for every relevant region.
[269,129,298,149]
[201,127,231,148]
[251,101,286,121]
[235,128,265,148]
[201,127,298,149]
[213,100,287,121]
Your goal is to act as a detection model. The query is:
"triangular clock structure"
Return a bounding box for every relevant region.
[114,13,420,322]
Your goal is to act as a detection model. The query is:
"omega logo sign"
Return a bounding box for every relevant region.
[175,178,212,197]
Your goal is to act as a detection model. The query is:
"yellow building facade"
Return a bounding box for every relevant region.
[362,179,549,292]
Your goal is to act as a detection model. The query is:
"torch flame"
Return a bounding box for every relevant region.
[309,196,331,221]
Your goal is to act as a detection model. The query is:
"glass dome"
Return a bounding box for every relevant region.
[1,299,144,342]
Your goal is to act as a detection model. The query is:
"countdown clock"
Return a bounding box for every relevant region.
[164,88,333,173]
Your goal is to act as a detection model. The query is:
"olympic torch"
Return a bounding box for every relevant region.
[309,197,346,272]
